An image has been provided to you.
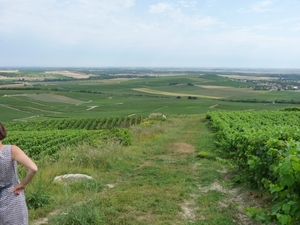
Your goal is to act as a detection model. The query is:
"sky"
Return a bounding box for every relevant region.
[0,0,299,68]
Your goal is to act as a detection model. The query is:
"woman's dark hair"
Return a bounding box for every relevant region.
[0,123,7,140]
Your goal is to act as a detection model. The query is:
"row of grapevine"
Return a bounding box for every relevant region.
[3,129,132,160]
[206,110,300,225]
[5,115,143,131]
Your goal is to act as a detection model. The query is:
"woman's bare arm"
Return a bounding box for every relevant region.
[11,145,38,194]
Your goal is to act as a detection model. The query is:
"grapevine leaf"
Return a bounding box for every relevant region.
[280,160,292,175]
[280,174,295,187]
[247,159,255,168]
[277,214,291,225]
[282,204,291,214]
[269,184,284,193]
[291,161,300,172]
[271,204,281,214]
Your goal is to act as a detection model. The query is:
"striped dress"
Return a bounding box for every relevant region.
[0,145,28,225]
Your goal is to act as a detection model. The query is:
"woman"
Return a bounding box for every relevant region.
[0,122,38,225]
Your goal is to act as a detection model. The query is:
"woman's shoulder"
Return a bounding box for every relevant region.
[11,145,26,160]
[10,145,21,153]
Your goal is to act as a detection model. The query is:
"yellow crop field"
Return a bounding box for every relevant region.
[132,88,222,99]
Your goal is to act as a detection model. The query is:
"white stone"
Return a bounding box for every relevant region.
[54,174,93,182]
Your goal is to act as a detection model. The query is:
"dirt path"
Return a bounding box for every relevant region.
[209,104,219,108]
[156,115,261,224]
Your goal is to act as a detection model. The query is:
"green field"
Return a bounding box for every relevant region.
[1,72,299,122]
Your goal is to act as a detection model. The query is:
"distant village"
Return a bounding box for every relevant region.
[233,78,299,91]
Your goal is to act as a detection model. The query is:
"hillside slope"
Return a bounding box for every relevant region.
[30,115,263,225]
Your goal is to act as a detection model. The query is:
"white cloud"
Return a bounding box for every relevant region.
[149,3,174,13]
[148,2,219,29]
[206,0,217,8]
[0,0,138,45]
[177,0,197,8]
[122,0,135,8]
[238,0,275,13]
[251,0,273,12]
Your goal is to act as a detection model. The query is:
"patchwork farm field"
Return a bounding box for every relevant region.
[1,71,299,122]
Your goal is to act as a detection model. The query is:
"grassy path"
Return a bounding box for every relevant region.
[31,115,261,224]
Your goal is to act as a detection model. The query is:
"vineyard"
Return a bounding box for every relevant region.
[206,110,300,225]
[5,115,143,131]
[3,115,143,160]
